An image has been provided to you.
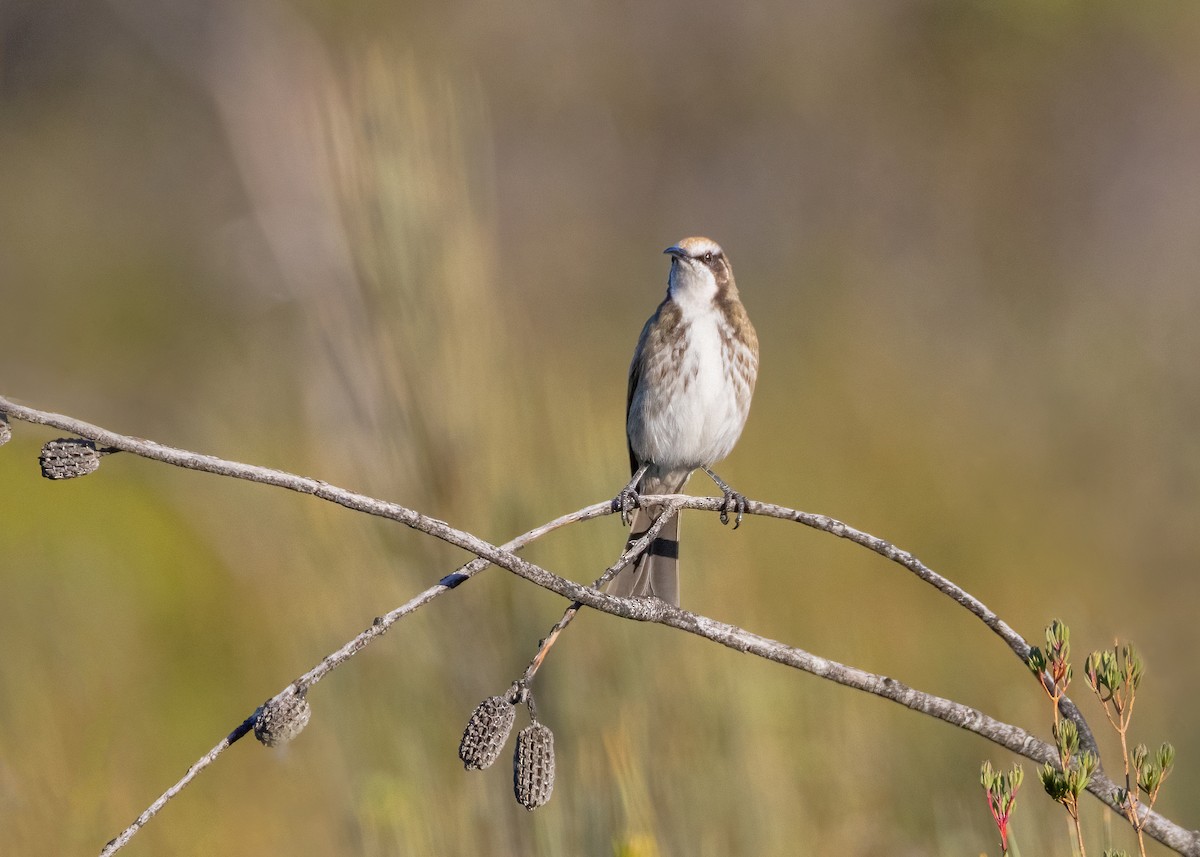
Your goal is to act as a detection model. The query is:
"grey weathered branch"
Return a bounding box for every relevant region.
[0,395,1195,857]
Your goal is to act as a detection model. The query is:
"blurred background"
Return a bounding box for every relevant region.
[2,0,1198,854]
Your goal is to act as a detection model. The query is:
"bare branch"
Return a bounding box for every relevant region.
[1,395,1196,856]
[731,499,1099,753]
[519,499,687,685]
[98,716,256,857]
[94,499,687,855]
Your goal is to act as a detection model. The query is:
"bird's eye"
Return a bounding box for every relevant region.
[703,252,713,264]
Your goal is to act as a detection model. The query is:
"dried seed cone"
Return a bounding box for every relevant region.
[0,415,10,447]
[254,692,312,747]
[40,438,101,480]
[459,695,515,770]
[513,721,555,810]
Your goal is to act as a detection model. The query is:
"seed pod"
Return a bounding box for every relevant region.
[513,721,555,810]
[254,691,312,747]
[0,415,10,447]
[459,695,515,770]
[39,438,102,480]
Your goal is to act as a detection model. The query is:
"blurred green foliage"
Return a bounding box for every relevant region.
[1,1,1198,854]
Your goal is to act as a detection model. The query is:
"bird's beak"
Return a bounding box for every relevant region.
[664,245,686,259]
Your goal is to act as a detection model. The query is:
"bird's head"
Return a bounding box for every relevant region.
[664,237,733,307]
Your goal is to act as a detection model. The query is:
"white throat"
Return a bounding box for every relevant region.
[667,260,719,315]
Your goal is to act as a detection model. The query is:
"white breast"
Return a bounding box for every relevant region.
[628,309,755,473]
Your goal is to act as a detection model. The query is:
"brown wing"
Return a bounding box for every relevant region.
[626,311,656,475]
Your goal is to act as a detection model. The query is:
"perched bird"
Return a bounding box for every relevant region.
[609,237,759,606]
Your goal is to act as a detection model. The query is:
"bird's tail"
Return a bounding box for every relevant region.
[608,473,687,606]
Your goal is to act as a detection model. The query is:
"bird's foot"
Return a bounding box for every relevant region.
[612,486,640,526]
[719,487,748,529]
[703,467,748,529]
[613,464,649,526]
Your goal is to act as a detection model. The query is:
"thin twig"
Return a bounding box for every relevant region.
[1,396,1195,856]
[98,716,256,856]
[520,499,686,685]
[744,499,1099,753]
[95,502,610,856]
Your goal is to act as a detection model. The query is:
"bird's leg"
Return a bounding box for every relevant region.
[612,463,648,526]
[702,467,748,529]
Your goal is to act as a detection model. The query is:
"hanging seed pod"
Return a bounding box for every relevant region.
[0,414,11,447]
[513,721,555,810]
[254,691,312,747]
[39,438,103,480]
[459,695,516,770]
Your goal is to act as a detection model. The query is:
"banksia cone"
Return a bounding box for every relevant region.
[39,438,103,480]
[513,721,555,810]
[254,691,312,747]
[459,695,516,770]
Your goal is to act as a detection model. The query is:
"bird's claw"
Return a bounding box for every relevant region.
[612,487,640,526]
[719,489,747,529]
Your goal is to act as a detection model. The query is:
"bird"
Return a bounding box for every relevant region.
[608,236,759,606]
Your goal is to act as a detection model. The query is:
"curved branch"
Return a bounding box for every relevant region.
[1,395,1195,856]
[741,500,1097,751]
[96,501,616,855]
